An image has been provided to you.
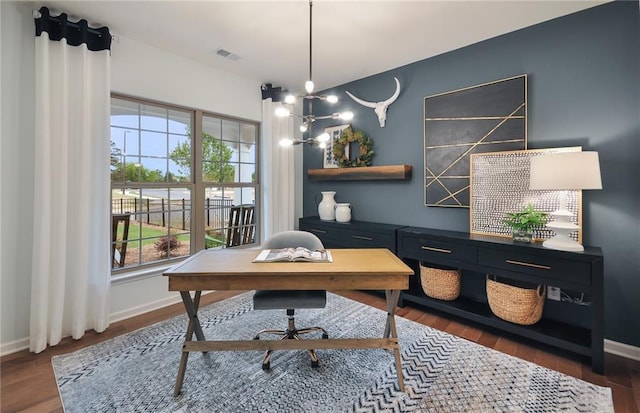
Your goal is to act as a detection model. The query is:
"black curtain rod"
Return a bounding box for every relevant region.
[48,16,107,37]
[35,7,112,51]
[34,8,109,37]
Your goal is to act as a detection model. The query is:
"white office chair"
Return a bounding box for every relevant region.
[252,230,329,370]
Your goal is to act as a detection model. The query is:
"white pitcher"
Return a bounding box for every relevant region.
[335,203,352,223]
[318,191,336,221]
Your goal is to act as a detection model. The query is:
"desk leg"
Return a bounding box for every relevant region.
[174,290,205,397]
[384,289,405,392]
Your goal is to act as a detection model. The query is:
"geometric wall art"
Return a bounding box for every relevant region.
[424,74,527,207]
[470,147,583,242]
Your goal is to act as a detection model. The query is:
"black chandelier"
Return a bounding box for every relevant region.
[276,1,353,147]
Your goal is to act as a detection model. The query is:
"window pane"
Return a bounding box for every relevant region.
[111,129,124,153]
[141,131,168,158]
[204,187,255,248]
[222,119,239,142]
[169,133,191,181]
[204,187,230,249]
[169,133,189,154]
[239,163,255,183]
[223,140,240,163]
[202,140,236,183]
[239,142,255,164]
[123,130,140,156]
[124,156,142,182]
[111,98,140,129]
[140,156,167,183]
[141,105,167,132]
[111,128,140,160]
[169,159,190,183]
[166,188,191,259]
[110,131,125,183]
[169,109,191,135]
[167,188,191,230]
[203,116,221,138]
[240,123,256,145]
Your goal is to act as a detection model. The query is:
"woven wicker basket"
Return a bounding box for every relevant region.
[486,277,545,325]
[419,263,461,301]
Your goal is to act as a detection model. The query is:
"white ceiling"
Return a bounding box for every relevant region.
[32,0,609,92]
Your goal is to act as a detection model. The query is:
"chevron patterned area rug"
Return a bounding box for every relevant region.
[53,292,613,412]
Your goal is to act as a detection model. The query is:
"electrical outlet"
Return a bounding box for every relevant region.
[547,286,561,301]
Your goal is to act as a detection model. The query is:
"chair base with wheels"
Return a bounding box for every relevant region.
[253,306,328,370]
[253,289,328,370]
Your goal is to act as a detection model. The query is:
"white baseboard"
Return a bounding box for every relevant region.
[109,295,183,324]
[0,337,30,357]
[0,294,191,357]
[604,339,640,361]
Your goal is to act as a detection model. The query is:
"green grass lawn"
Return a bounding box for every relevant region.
[116,221,190,247]
[116,220,228,248]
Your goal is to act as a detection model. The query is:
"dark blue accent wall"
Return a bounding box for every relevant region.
[302,1,640,346]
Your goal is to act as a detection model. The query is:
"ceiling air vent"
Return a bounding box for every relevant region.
[215,48,241,61]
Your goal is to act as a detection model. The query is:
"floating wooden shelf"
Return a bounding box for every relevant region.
[307,165,412,181]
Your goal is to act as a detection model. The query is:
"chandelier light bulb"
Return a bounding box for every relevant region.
[284,94,296,104]
[299,124,308,133]
[316,132,330,143]
[279,138,294,147]
[318,141,327,149]
[340,111,354,120]
[274,107,290,117]
[326,95,338,104]
[305,80,315,94]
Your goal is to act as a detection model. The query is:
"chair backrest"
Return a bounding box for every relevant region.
[111,213,131,268]
[226,204,255,247]
[262,230,324,250]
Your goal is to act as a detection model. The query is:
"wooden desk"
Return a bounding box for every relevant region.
[164,248,414,396]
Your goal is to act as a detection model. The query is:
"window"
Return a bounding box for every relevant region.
[110,96,259,271]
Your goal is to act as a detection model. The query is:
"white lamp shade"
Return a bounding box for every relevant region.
[529,151,602,190]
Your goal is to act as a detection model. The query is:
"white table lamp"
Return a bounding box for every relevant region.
[529,151,602,252]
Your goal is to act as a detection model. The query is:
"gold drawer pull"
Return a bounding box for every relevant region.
[310,228,327,234]
[505,259,551,270]
[421,246,452,254]
[352,235,373,241]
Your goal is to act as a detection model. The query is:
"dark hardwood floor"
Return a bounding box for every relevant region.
[2,289,639,412]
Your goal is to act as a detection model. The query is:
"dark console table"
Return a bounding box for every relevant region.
[397,226,604,374]
[298,217,605,373]
[299,216,405,253]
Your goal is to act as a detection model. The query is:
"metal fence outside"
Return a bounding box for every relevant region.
[111,197,235,230]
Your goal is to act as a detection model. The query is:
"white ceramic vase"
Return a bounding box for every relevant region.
[335,203,352,223]
[318,191,336,221]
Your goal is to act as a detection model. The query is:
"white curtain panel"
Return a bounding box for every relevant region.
[260,99,297,242]
[30,35,111,353]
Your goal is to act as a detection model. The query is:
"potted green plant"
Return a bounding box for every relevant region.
[502,204,548,242]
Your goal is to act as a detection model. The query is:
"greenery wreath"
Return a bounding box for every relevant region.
[332,126,374,168]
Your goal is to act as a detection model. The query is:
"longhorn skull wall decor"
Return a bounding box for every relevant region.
[345,77,401,128]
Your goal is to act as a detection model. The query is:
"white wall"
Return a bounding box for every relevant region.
[1,1,38,356]
[0,1,263,355]
[110,32,261,122]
